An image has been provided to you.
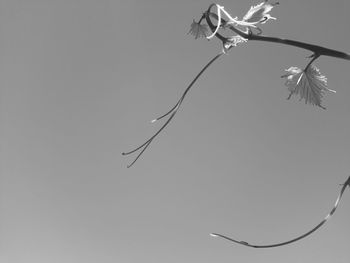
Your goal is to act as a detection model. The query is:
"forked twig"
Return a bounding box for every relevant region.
[122,53,223,167]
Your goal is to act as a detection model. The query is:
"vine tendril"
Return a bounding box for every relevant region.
[210,175,350,248]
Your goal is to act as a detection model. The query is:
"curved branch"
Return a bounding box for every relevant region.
[210,175,350,248]
[122,53,223,167]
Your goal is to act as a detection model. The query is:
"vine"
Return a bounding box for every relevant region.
[123,1,350,248]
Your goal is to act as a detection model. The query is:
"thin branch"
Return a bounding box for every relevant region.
[205,5,350,61]
[122,53,223,167]
[210,175,350,248]
[250,35,350,60]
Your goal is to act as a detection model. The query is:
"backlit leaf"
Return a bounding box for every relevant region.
[281,65,336,109]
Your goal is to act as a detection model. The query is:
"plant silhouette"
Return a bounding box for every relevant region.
[123,1,350,248]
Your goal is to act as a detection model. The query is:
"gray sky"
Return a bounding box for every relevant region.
[1,0,350,262]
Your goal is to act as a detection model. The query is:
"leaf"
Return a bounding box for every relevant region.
[188,20,209,39]
[242,1,279,25]
[281,65,336,109]
[222,35,248,53]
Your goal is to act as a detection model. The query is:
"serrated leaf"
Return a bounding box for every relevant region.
[242,1,279,25]
[281,65,336,109]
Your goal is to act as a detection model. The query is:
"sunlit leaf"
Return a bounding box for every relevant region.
[242,1,279,25]
[223,35,248,53]
[281,65,336,109]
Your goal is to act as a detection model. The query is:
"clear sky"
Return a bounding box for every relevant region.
[1,0,350,263]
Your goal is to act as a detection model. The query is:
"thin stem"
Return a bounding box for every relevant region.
[198,13,206,24]
[124,113,176,168]
[123,53,223,167]
[210,175,350,248]
[304,54,320,71]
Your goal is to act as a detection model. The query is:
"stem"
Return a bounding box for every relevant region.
[304,54,320,71]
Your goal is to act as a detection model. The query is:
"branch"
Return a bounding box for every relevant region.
[210,175,350,248]
[205,4,350,60]
[250,35,350,60]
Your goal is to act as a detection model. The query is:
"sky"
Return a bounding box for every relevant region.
[1,0,350,263]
